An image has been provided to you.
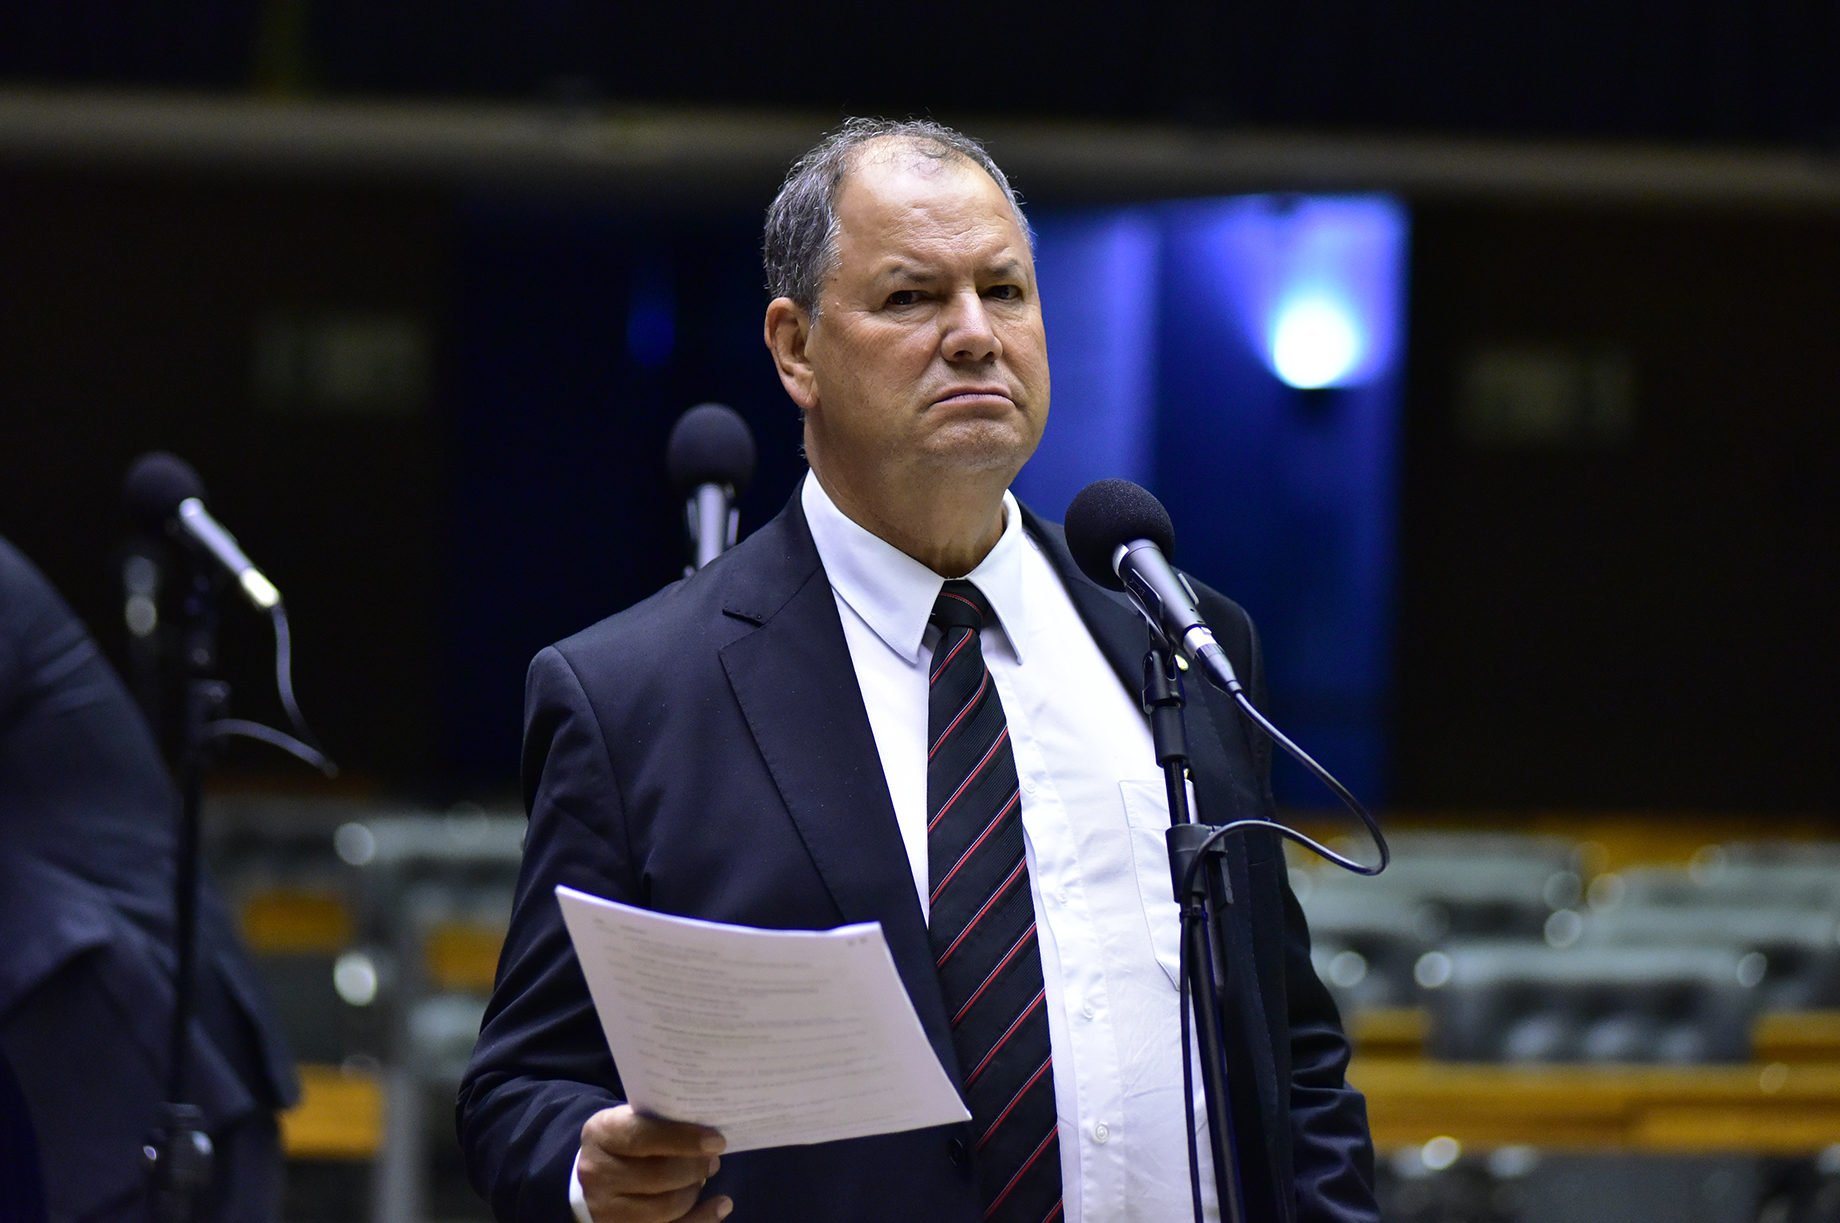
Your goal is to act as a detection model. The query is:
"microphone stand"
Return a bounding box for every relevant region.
[144,567,223,1223]
[1142,634,1248,1223]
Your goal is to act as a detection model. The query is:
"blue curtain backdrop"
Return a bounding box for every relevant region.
[1021,197,1409,808]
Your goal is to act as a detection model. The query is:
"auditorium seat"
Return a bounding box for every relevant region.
[1592,861,1840,913]
[1298,831,1581,941]
[1419,942,1759,1063]
[1303,890,1436,1012]
[1576,904,1840,1010]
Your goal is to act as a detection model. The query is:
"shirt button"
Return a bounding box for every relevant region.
[1056,891,1069,906]
[1093,1122,1111,1144]
[1022,776,1038,794]
[1081,1002,1096,1020]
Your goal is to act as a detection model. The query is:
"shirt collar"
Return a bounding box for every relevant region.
[801,472,1028,665]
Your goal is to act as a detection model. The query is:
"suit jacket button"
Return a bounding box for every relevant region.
[947,1137,969,1170]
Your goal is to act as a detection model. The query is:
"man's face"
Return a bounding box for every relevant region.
[781,146,1049,500]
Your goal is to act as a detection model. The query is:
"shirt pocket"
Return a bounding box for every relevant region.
[1119,776,1198,992]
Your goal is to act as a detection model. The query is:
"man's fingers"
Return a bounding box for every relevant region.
[591,1152,716,1196]
[585,1105,725,1159]
[686,1195,734,1222]
[580,1106,730,1220]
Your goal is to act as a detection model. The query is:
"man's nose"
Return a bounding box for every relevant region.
[940,292,1001,363]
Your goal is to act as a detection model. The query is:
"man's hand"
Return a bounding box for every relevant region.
[579,1105,732,1222]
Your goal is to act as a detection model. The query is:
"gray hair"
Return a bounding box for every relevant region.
[762,117,1031,316]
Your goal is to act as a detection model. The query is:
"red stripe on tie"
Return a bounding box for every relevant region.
[929,789,1021,905]
[964,986,1045,1083]
[977,1055,1053,1150]
[982,1126,1059,1220]
[956,934,1045,1029]
[930,629,974,684]
[934,628,978,687]
[929,670,989,760]
[936,857,1028,969]
[928,734,1012,833]
[1039,1199,1064,1223]
[939,589,984,621]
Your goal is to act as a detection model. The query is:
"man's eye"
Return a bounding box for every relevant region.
[985,284,1023,301]
[884,290,924,307]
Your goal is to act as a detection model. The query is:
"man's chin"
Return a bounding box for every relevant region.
[917,444,1035,483]
[918,418,1041,475]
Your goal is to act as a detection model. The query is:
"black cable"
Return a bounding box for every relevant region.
[193,604,337,775]
[269,605,326,753]
[1177,686,1390,976]
[204,719,336,775]
[1232,690,1385,868]
[1181,909,1204,1223]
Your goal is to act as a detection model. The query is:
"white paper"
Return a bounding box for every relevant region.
[555,884,970,1153]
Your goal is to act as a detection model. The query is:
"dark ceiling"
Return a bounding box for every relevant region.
[3,2,1836,148]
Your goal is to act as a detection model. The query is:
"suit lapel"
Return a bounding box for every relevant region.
[717,499,960,1084]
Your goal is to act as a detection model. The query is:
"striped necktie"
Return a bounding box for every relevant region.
[926,579,1063,1223]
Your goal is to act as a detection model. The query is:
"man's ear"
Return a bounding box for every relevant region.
[764,297,819,413]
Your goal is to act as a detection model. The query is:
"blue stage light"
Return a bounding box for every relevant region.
[1248,197,1406,390]
[1270,291,1365,389]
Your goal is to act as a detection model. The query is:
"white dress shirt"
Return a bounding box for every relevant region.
[803,473,1219,1223]
[571,477,1221,1223]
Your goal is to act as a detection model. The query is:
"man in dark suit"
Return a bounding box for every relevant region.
[0,535,299,1221]
[459,118,1377,1223]
[0,1050,47,1221]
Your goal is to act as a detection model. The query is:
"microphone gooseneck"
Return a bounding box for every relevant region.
[1065,479,1243,695]
[121,450,333,773]
[1063,477,1387,877]
[124,451,281,610]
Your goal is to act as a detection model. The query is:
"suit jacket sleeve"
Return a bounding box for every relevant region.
[1283,882,1378,1222]
[1231,601,1379,1222]
[457,645,631,1222]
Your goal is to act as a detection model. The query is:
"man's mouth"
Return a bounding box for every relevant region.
[932,387,1013,407]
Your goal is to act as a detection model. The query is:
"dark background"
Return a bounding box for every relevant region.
[2,2,1835,811]
[4,3,1836,145]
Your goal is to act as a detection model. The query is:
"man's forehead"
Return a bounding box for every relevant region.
[837,139,1005,213]
[836,155,1017,241]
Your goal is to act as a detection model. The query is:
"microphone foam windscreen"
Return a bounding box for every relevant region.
[124,451,206,529]
[1064,478,1176,591]
[666,403,756,495]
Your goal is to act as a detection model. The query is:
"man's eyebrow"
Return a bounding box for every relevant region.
[871,254,1028,282]
[873,259,937,281]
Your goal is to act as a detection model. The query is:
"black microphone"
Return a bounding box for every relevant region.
[667,403,756,571]
[1065,478,1244,696]
[124,452,282,611]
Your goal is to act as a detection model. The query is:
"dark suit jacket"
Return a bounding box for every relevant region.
[458,494,1377,1222]
[0,536,298,1221]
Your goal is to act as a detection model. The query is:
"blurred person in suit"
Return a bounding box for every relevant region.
[0,534,299,1221]
[0,1048,47,1221]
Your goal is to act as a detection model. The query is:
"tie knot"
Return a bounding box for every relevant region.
[930,580,991,633]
